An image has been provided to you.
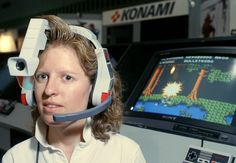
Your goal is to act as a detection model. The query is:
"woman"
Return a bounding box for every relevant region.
[2,15,146,163]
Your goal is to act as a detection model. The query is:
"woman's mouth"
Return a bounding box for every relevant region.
[43,103,63,114]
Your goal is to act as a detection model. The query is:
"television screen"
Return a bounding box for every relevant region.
[124,47,236,146]
[116,37,236,103]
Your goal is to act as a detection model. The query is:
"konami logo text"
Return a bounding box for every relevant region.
[111,1,175,23]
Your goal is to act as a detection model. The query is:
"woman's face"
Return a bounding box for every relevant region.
[34,45,92,126]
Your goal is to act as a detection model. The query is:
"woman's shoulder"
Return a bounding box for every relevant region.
[106,133,146,162]
[111,133,138,145]
[2,137,37,162]
[9,137,36,151]
[107,133,141,151]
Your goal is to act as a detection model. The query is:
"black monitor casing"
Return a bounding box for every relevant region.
[124,47,236,146]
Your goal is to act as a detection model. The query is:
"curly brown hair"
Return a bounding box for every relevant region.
[31,15,123,142]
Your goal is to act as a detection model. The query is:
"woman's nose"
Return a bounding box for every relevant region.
[44,77,59,96]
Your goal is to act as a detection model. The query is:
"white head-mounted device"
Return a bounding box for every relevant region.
[8,18,113,122]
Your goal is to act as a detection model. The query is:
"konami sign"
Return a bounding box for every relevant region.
[103,0,188,26]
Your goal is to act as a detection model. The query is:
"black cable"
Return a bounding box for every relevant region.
[231,156,235,163]
[36,141,40,163]
[201,138,204,147]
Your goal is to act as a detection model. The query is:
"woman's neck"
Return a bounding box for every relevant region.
[47,119,86,161]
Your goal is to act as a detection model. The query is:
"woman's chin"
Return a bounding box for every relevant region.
[42,115,67,126]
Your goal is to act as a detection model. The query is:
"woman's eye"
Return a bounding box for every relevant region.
[35,74,48,82]
[63,75,73,81]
